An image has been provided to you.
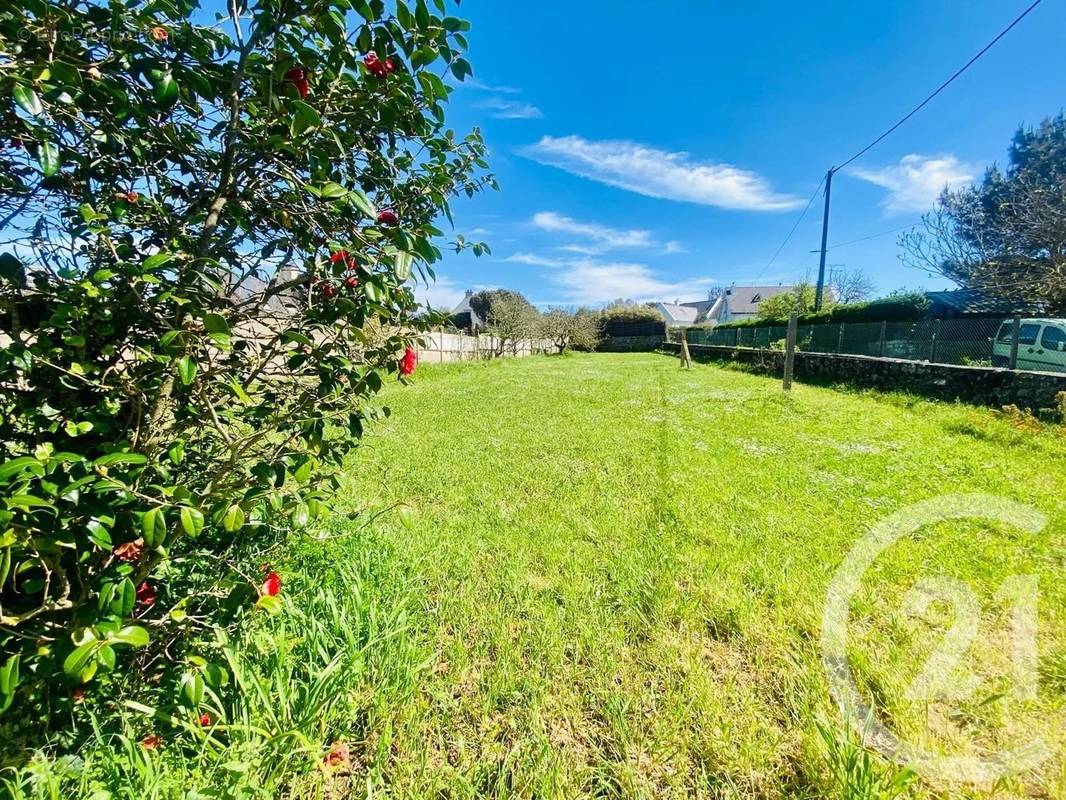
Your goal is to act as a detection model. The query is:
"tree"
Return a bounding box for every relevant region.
[540,308,601,353]
[0,0,490,712]
[469,289,539,354]
[829,266,876,304]
[901,113,1066,312]
[755,283,826,320]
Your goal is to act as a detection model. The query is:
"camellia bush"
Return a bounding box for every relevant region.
[0,0,490,720]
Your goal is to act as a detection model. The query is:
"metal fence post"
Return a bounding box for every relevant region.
[837,323,845,354]
[783,312,799,392]
[930,318,941,363]
[1009,315,1021,370]
[735,328,740,348]
[878,321,887,358]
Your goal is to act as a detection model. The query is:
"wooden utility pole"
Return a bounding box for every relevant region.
[815,168,834,311]
[783,312,799,392]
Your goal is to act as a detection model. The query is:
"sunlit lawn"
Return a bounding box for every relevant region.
[13,352,1064,800]
[326,353,1066,799]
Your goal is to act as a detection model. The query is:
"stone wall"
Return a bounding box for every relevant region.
[660,342,1066,412]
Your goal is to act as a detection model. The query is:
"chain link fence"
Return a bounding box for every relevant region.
[678,317,1066,374]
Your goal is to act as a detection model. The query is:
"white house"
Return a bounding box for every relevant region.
[655,285,796,327]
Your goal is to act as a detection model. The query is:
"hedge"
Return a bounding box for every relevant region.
[713,293,931,329]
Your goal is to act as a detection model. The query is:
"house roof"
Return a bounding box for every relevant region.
[924,289,1047,316]
[722,285,794,315]
[655,303,700,325]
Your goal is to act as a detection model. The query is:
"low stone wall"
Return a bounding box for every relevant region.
[660,342,1066,412]
[599,334,664,352]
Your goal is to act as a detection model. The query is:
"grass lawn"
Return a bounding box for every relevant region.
[12,353,1064,799]
[321,353,1066,799]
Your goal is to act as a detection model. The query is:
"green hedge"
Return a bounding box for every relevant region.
[713,293,931,329]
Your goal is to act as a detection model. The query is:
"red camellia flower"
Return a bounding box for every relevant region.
[126,191,139,204]
[261,571,281,597]
[400,347,417,376]
[320,282,336,299]
[150,26,168,42]
[71,687,85,703]
[330,250,356,270]
[364,52,388,78]
[136,581,156,607]
[376,208,398,226]
[284,67,309,99]
[198,712,212,727]
[344,275,359,289]
[385,57,396,74]
[141,734,164,750]
[113,539,143,563]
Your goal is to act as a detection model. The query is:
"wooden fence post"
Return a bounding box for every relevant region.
[1009,315,1021,370]
[783,312,798,392]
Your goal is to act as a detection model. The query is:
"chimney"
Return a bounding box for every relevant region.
[464,289,473,298]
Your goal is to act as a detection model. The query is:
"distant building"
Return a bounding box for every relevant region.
[450,289,484,330]
[924,288,1047,318]
[655,285,797,327]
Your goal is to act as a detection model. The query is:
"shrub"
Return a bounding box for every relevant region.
[0,0,489,717]
[715,292,932,329]
[599,304,665,338]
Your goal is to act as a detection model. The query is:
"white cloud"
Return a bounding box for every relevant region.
[664,240,686,254]
[465,78,522,94]
[504,251,716,305]
[503,252,569,267]
[531,211,652,248]
[553,258,717,305]
[477,96,542,120]
[521,135,802,211]
[848,154,976,214]
[414,275,465,310]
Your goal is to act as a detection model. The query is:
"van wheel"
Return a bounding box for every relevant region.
[992,355,1009,368]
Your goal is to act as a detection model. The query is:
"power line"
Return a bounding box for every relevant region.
[753,176,826,282]
[835,0,1043,172]
[827,224,918,251]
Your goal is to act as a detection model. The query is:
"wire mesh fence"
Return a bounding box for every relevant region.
[678,317,1066,374]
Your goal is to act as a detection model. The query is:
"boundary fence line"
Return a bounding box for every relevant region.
[671,315,1066,375]
[416,330,553,363]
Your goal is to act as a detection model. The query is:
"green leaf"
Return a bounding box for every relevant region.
[113,626,150,647]
[180,506,204,537]
[450,58,472,82]
[203,313,230,336]
[291,502,309,528]
[63,642,97,678]
[349,187,376,218]
[412,47,437,69]
[94,452,148,467]
[290,100,321,136]
[256,594,283,614]
[111,577,136,616]
[181,670,205,706]
[0,654,20,696]
[143,252,175,271]
[0,253,26,286]
[319,182,347,200]
[221,504,245,533]
[176,356,197,386]
[154,72,179,106]
[394,251,413,281]
[141,507,166,546]
[37,141,60,176]
[13,85,43,116]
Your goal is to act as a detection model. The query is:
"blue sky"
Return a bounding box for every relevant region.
[418,0,1066,311]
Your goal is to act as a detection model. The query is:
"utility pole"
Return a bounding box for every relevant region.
[814,167,834,311]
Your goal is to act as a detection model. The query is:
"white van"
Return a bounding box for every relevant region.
[992,319,1066,373]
